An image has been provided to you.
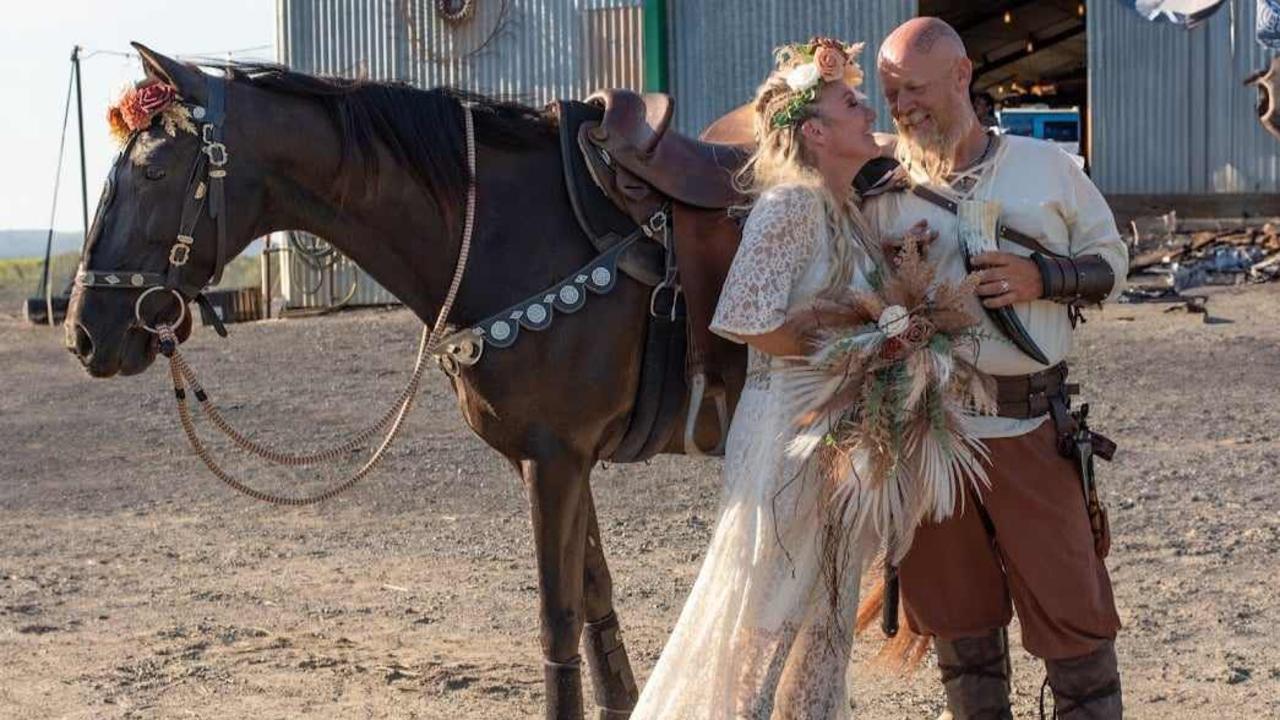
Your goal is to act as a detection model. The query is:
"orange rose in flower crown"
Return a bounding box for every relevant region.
[768,36,865,129]
[812,42,847,82]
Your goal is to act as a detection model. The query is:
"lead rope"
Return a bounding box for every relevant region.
[154,103,478,506]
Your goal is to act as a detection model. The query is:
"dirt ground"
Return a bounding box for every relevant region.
[2,285,1278,719]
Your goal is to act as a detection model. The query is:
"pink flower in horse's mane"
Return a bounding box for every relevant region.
[107,81,179,143]
[134,82,176,115]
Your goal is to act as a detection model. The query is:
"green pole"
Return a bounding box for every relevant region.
[643,0,669,92]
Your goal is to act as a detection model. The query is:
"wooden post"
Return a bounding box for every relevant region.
[260,236,273,319]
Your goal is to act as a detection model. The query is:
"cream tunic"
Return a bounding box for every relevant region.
[865,134,1129,438]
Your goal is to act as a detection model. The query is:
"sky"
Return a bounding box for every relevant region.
[0,0,277,233]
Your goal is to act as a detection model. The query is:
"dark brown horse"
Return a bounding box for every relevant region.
[65,45,719,719]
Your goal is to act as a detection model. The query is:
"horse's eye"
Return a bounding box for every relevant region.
[145,166,167,181]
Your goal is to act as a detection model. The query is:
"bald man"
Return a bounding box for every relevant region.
[865,18,1128,720]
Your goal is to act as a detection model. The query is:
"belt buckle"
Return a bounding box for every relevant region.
[1027,389,1048,416]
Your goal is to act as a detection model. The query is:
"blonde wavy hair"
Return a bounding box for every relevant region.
[734,40,881,293]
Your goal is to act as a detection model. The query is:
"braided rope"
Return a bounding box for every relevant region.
[157,104,479,505]
[170,327,429,466]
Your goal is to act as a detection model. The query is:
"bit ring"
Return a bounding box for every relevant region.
[134,287,187,334]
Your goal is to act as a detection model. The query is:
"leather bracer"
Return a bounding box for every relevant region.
[1032,253,1115,305]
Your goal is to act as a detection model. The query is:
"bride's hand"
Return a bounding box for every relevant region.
[880,219,937,265]
[784,299,849,351]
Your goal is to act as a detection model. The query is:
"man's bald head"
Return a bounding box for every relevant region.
[877,18,980,182]
[879,17,968,72]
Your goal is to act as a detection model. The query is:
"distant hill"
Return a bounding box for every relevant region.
[0,230,83,260]
[0,229,265,260]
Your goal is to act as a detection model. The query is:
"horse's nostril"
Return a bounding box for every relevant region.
[72,323,95,360]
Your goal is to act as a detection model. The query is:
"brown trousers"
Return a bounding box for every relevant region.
[899,421,1121,660]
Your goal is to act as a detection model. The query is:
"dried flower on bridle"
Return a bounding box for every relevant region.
[767,36,866,130]
[107,80,196,145]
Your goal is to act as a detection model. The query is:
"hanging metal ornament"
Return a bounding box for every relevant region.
[402,0,509,63]
[435,0,476,24]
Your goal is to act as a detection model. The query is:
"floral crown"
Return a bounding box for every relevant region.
[767,37,865,130]
[107,79,196,145]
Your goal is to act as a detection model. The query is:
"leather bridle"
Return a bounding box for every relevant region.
[75,73,232,336]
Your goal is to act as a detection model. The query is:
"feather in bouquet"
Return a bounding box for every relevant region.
[785,233,997,563]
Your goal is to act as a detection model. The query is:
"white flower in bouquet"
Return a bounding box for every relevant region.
[877,305,911,338]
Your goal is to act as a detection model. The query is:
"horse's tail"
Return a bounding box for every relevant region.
[856,577,931,672]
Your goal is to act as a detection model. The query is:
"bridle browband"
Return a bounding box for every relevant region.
[75,73,232,336]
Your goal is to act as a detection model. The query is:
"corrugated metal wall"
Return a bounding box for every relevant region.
[667,0,917,136]
[276,0,646,306]
[271,231,402,308]
[1089,1,1280,194]
[278,0,645,100]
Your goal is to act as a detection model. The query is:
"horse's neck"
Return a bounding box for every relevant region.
[273,155,456,322]
[269,124,576,331]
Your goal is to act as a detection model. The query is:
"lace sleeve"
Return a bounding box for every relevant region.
[710,186,822,343]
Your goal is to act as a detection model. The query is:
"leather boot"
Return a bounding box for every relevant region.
[1042,640,1122,719]
[582,612,638,719]
[544,658,585,720]
[935,629,1013,720]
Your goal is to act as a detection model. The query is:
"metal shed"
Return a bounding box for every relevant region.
[1088,0,1280,198]
[275,0,1280,287]
[276,0,651,307]
[666,0,916,136]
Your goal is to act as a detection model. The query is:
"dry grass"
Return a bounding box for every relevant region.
[0,252,262,318]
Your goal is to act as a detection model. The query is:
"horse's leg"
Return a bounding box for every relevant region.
[581,491,639,719]
[523,450,592,720]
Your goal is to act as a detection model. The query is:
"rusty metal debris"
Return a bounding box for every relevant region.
[1122,216,1280,304]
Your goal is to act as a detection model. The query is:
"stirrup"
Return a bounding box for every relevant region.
[683,372,728,456]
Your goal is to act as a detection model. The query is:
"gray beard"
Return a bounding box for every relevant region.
[895,117,967,184]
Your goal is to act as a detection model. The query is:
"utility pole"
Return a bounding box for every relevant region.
[73,45,89,240]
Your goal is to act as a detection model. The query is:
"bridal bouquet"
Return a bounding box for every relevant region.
[787,236,996,560]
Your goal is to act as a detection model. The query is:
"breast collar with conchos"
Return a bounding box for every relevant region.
[75,73,232,334]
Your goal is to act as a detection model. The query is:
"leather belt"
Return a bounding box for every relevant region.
[993,363,1078,419]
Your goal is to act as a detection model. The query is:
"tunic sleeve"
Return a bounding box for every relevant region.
[1059,150,1129,303]
[709,185,822,343]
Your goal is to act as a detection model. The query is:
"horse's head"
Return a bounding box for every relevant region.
[66,44,267,377]
[1247,57,1280,144]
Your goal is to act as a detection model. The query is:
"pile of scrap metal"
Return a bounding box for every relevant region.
[1122,217,1280,303]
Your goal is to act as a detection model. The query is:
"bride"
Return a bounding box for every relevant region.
[631,38,920,719]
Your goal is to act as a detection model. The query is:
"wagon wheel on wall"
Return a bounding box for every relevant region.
[435,0,476,24]
[400,0,511,64]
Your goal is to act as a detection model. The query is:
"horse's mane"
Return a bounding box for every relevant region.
[210,61,558,212]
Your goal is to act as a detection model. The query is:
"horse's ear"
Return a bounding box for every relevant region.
[132,42,207,103]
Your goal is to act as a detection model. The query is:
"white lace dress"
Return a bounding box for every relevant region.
[631,184,880,719]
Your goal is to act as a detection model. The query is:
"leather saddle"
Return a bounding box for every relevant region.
[564,90,751,458]
[584,90,748,213]
[566,90,898,460]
